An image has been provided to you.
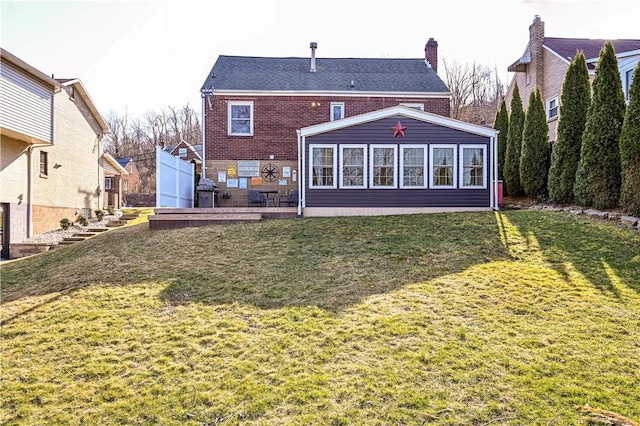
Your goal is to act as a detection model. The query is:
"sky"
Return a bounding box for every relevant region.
[2,0,639,117]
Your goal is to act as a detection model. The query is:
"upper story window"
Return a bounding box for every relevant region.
[39,151,48,176]
[430,145,456,188]
[546,97,559,120]
[400,103,424,111]
[370,145,397,188]
[105,177,112,190]
[330,102,345,121]
[400,145,427,188]
[228,101,254,136]
[178,147,187,157]
[460,145,486,189]
[310,144,337,188]
[123,180,129,191]
[340,145,366,189]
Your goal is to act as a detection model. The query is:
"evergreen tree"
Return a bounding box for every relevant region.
[520,88,550,199]
[504,83,525,196]
[548,51,591,204]
[493,98,509,183]
[574,42,627,209]
[619,61,640,216]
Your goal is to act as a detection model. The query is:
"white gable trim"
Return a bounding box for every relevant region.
[298,106,498,138]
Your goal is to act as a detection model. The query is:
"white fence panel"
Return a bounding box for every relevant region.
[156,146,194,208]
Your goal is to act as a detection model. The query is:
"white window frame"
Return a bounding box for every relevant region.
[178,147,187,157]
[459,144,487,189]
[330,102,345,121]
[400,103,424,111]
[400,144,428,189]
[309,144,337,189]
[546,96,559,120]
[625,68,634,102]
[339,144,367,189]
[369,145,397,189]
[227,101,254,136]
[429,144,457,189]
[104,177,112,190]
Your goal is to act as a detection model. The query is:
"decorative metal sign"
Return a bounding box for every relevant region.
[261,163,280,182]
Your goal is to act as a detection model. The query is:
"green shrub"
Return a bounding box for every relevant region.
[107,205,115,215]
[76,215,89,226]
[60,218,71,230]
[94,209,105,221]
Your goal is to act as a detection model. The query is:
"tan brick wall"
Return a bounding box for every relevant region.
[32,88,104,213]
[205,159,299,207]
[31,205,79,235]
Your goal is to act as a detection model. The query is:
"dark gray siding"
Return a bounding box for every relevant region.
[304,116,492,208]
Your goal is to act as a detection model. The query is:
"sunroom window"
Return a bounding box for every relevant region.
[460,145,486,188]
[370,145,397,188]
[400,145,427,188]
[340,145,366,188]
[310,145,337,188]
[430,145,456,188]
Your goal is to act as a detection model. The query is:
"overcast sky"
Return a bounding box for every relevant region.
[2,0,639,117]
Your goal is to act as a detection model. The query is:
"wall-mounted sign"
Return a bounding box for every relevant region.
[218,172,226,183]
[282,166,291,178]
[239,178,248,189]
[238,160,260,177]
[251,177,263,186]
[227,178,238,188]
[227,165,237,178]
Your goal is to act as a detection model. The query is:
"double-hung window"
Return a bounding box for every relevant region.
[370,145,397,188]
[228,101,254,136]
[105,177,112,190]
[460,145,486,188]
[330,102,345,121]
[400,145,427,188]
[310,145,337,188]
[178,147,187,157]
[546,97,559,120]
[340,145,366,188]
[430,145,456,188]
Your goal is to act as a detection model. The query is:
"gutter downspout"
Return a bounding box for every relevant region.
[492,134,499,210]
[296,130,303,218]
[27,146,33,238]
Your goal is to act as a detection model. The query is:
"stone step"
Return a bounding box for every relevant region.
[63,236,88,242]
[107,220,128,227]
[120,214,140,220]
[88,227,109,232]
[73,232,98,237]
[57,240,77,246]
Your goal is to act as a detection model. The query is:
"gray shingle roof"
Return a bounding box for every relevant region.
[201,56,450,93]
[544,37,640,63]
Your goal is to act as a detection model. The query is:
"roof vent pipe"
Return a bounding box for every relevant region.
[310,42,317,72]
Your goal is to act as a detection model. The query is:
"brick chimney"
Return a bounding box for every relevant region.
[310,42,317,72]
[530,15,545,90]
[425,38,438,72]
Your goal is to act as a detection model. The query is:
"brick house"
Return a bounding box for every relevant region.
[200,39,452,207]
[116,157,141,206]
[0,48,113,258]
[103,153,128,209]
[505,15,640,143]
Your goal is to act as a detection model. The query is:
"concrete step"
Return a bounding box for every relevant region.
[73,232,98,237]
[107,220,128,227]
[63,236,88,242]
[57,240,77,246]
[88,227,109,232]
[120,214,140,220]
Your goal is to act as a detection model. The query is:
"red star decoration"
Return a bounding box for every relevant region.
[391,121,407,138]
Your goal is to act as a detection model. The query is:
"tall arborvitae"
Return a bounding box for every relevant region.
[493,98,509,183]
[504,83,525,196]
[574,41,627,209]
[548,51,591,204]
[619,61,640,216]
[520,88,550,199]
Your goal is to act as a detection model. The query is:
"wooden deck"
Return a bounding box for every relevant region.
[148,207,299,230]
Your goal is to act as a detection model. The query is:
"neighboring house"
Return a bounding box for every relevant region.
[103,154,129,209]
[200,39,452,209]
[164,140,203,175]
[298,106,499,216]
[116,157,142,205]
[505,15,640,143]
[1,48,113,258]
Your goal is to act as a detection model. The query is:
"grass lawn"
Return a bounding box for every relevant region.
[1,210,639,425]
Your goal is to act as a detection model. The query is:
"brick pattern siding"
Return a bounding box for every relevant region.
[204,95,451,166]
